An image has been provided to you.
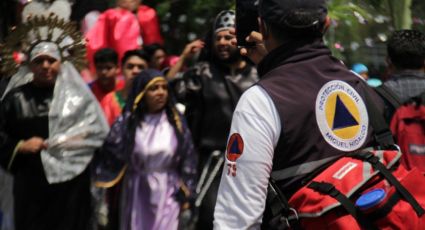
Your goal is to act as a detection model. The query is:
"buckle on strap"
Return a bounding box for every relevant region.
[280,208,299,229]
[308,181,340,198]
[350,151,380,164]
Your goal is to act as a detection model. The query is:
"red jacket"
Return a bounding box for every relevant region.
[86,6,163,71]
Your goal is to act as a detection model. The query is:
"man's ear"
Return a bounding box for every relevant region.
[259,18,269,40]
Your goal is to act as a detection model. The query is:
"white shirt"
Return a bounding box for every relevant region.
[213,85,281,229]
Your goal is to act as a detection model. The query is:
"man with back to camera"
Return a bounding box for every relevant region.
[376,30,425,171]
[213,0,386,229]
[383,30,425,107]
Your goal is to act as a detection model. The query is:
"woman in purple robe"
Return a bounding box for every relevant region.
[93,69,197,230]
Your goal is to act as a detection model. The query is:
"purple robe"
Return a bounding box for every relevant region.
[120,111,180,230]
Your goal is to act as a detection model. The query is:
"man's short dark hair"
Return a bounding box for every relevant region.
[143,43,165,62]
[387,30,425,70]
[94,48,118,65]
[259,0,327,41]
[121,49,149,66]
[265,9,326,42]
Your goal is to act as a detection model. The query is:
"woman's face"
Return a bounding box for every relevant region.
[144,79,168,113]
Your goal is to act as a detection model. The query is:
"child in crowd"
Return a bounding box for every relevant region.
[90,48,124,102]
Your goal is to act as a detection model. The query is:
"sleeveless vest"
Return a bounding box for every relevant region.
[257,41,384,197]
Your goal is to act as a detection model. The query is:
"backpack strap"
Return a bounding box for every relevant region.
[374,85,402,109]
[349,151,425,217]
[308,181,378,230]
[267,178,301,229]
[363,89,396,149]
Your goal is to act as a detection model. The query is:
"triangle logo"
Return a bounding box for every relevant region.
[227,133,244,162]
[332,95,359,130]
[230,138,241,155]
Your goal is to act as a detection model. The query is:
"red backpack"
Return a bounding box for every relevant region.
[289,150,425,230]
[376,86,425,171]
[265,89,425,230]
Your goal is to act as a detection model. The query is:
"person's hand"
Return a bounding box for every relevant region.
[18,137,47,154]
[181,39,205,60]
[241,31,268,65]
[166,39,205,80]
[229,28,268,65]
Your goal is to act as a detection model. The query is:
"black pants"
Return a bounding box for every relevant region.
[14,169,92,230]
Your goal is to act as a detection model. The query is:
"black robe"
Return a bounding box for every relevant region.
[0,82,92,230]
[173,61,258,230]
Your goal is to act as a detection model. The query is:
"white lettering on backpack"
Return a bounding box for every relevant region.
[333,162,358,180]
[410,144,425,155]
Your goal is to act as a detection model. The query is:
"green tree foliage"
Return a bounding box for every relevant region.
[108,0,425,64]
[325,0,424,73]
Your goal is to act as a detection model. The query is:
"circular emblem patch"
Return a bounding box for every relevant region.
[315,80,369,151]
[226,133,244,162]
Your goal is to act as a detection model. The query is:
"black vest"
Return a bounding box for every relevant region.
[257,39,384,198]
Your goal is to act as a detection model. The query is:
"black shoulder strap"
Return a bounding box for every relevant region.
[267,179,302,229]
[363,89,395,149]
[374,85,402,109]
[349,151,425,217]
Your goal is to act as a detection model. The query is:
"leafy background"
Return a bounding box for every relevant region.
[1,0,425,78]
[147,0,425,78]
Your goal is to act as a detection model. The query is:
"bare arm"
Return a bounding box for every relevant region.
[166,39,205,80]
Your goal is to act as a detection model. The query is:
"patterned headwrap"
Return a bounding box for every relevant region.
[93,69,197,198]
[213,10,235,33]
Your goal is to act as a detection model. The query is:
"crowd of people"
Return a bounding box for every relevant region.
[0,0,424,230]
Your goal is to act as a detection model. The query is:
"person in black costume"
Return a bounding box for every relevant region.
[0,16,109,230]
[174,10,258,229]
